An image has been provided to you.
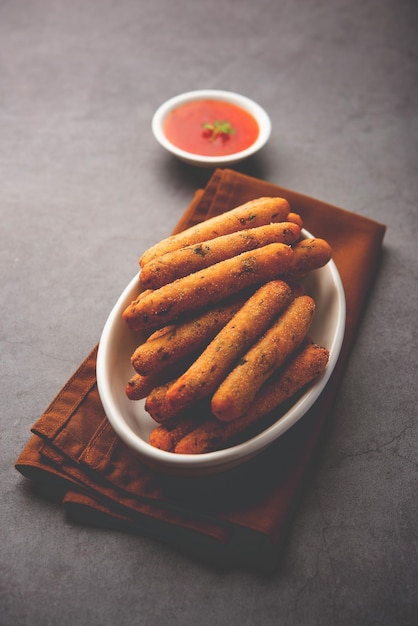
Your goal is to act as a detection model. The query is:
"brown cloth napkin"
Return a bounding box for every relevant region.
[16,169,386,573]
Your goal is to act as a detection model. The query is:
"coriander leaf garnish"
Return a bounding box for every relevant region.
[202,120,236,142]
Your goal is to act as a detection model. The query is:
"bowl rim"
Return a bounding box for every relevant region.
[96,229,346,475]
[151,89,272,165]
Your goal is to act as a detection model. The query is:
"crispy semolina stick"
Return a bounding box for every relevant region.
[149,409,209,452]
[144,377,205,423]
[211,295,316,422]
[287,238,332,279]
[126,352,200,400]
[123,243,294,332]
[131,297,245,376]
[144,380,178,422]
[174,342,329,454]
[164,280,293,414]
[287,212,304,228]
[145,324,176,342]
[139,197,290,267]
[126,372,161,400]
[137,288,153,299]
[149,415,199,452]
[140,222,301,289]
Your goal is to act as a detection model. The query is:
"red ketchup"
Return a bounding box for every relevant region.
[163,99,260,156]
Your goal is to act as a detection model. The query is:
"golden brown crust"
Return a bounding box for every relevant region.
[287,237,332,278]
[164,280,293,414]
[125,373,159,400]
[125,352,199,400]
[211,295,316,421]
[144,380,178,422]
[287,212,304,228]
[149,410,209,452]
[139,196,291,267]
[123,243,294,332]
[139,222,301,289]
[123,197,334,455]
[173,342,329,454]
[131,297,244,376]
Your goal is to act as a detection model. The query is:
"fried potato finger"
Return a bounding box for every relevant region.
[211,295,316,421]
[123,243,294,332]
[140,222,301,289]
[165,280,293,414]
[139,196,290,267]
[174,342,329,454]
[287,237,332,279]
[131,297,244,376]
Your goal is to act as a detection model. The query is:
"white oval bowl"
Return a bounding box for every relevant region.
[96,230,346,477]
[151,89,272,167]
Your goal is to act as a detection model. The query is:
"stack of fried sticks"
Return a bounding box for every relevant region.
[122,197,331,454]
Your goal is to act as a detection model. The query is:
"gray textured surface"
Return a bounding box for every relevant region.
[1,1,417,624]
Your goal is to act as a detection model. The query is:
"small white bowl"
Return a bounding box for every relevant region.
[151,89,272,167]
[96,230,346,477]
